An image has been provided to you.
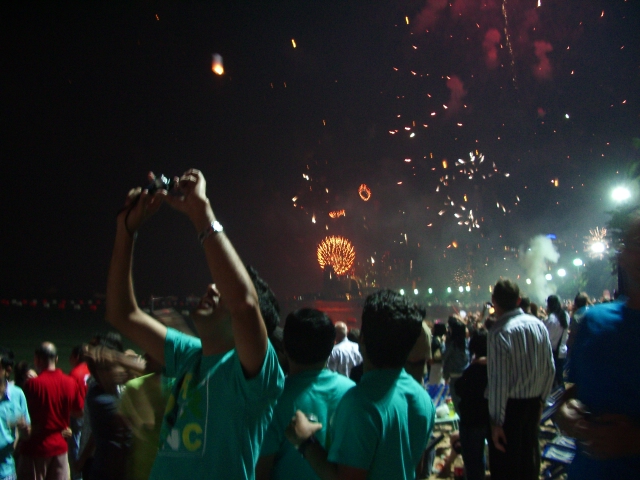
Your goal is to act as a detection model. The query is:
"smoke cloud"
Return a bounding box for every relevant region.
[445,75,467,113]
[519,235,559,303]
[483,29,501,69]
[412,0,448,33]
[532,40,553,81]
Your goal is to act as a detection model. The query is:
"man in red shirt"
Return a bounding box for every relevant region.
[18,342,82,480]
[68,345,90,480]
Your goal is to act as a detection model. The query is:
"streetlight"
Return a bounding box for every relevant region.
[458,286,464,293]
[573,258,583,267]
[399,289,405,295]
[557,269,567,277]
[447,287,452,293]
[526,278,532,285]
[545,273,553,281]
[612,186,631,202]
[428,288,433,294]
[465,285,471,292]
[413,288,419,295]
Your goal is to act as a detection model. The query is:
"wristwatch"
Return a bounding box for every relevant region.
[198,221,224,245]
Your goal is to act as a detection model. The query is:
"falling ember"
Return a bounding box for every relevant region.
[328,210,346,219]
[405,16,409,24]
[358,184,372,201]
[452,241,458,248]
[291,39,297,48]
[317,236,355,275]
[442,160,448,169]
[311,214,316,224]
[211,54,224,75]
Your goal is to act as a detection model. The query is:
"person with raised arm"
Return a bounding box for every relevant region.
[105,170,284,479]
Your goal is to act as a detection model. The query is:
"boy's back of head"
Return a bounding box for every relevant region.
[361,290,423,369]
[283,308,336,365]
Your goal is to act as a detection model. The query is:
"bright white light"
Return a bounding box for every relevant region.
[545,273,553,281]
[428,288,433,294]
[399,289,405,295]
[458,286,464,293]
[465,285,471,292]
[573,258,583,266]
[526,278,532,285]
[558,269,567,277]
[591,242,606,254]
[413,288,419,295]
[565,113,570,119]
[447,287,452,293]
[612,186,631,202]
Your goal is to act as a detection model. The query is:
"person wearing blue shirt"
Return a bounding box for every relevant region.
[105,169,284,479]
[1,354,31,480]
[284,289,435,480]
[556,213,640,479]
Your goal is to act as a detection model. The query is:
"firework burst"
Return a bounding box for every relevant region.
[584,227,608,260]
[317,236,356,275]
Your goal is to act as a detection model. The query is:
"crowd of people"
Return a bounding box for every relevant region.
[2,170,639,480]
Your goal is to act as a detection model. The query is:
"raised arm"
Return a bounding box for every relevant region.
[105,182,168,365]
[165,169,268,378]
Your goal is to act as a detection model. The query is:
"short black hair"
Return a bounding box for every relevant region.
[492,279,520,311]
[247,265,280,336]
[469,330,488,358]
[284,309,336,365]
[0,347,14,369]
[361,290,423,369]
[70,345,85,361]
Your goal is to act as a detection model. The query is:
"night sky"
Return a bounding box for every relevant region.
[2,0,639,302]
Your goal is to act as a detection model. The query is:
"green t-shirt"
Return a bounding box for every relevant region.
[119,373,174,480]
[328,368,435,479]
[260,369,355,480]
[149,328,285,480]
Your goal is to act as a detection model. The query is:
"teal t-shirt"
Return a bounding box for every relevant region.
[328,368,435,479]
[1,383,30,479]
[149,328,285,480]
[261,369,355,479]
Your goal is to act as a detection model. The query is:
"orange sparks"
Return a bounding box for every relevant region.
[291,39,297,48]
[317,236,355,275]
[328,210,346,219]
[358,184,372,201]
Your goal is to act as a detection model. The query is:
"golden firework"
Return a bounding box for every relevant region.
[317,236,355,275]
[329,209,346,218]
[358,184,371,201]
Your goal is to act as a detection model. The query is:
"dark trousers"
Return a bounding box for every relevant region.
[460,422,490,480]
[489,397,542,480]
[553,355,565,388]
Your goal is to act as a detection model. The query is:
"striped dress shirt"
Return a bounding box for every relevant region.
[487,308,555,426]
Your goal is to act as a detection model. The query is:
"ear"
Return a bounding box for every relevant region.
[516,297,521,306]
